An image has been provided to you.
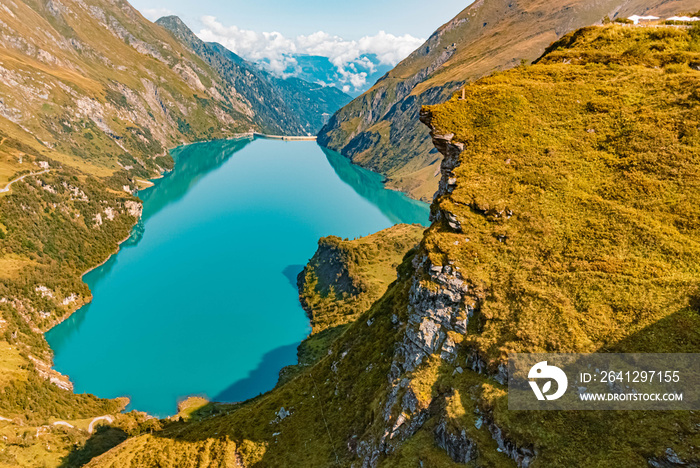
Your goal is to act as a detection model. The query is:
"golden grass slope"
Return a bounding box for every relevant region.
[425,24,700,359]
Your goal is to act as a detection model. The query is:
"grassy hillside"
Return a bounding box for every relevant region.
[292,224,424,375]
[298,224,424,333]
[82,24,700,467]
[318,0,700,202]
[0,0,318,465]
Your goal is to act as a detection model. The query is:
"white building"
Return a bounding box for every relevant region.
[628,15,659,24]
[667,16,700,22]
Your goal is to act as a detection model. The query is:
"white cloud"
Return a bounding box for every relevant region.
[141,7,174,21]
[196,16,424,91]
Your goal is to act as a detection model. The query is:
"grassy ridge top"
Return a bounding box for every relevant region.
[318,0,700,202]
[425,24,700,358]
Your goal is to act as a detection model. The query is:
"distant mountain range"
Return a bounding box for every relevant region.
[157,16,353,134]
[207,42,354,130]
[203,41,393,97]
[252,53,394,97]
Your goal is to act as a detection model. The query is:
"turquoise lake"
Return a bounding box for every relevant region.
[46,138,430,417]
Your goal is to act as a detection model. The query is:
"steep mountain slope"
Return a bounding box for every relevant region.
[269,76,353,134]
[154,16,307,135]
[84,24,700,467]
[0,0,318,465]
[206,41,354,133]
[156,17,353,134]
[318,0,700,201]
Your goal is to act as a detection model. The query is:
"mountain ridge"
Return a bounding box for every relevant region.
[156,15,353,135]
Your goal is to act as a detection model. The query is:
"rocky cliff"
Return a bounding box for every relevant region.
[297,224,424,334]
[318,0,700,201]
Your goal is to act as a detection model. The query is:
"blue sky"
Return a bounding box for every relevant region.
[131,0,469,39]
[131,0,472,92]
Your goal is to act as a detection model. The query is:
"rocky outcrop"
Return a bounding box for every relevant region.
[348,108,478,466]
[298,225,424,334]
[396,258,471,375]
[649,449,700,468]
[487,418,537,467]
[434,419,478,463]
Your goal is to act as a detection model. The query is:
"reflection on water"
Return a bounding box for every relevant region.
[140,138,253,225]
[321,147,430,226]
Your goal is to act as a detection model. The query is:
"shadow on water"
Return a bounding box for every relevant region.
[320,146,430,226]
[213,343,301,403]
[282,264,305,290]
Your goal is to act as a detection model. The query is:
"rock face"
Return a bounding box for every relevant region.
[434,419,478,463]
[398,259,471,375]
[297,224,424,333]
[317,0,699,201]
[648,449,700,468]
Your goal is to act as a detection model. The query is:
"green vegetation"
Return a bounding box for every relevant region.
[298,224,424,333]
[80,24,700,467]
[278,224,424,382]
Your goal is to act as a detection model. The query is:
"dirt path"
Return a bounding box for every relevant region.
[52,421,75,429]
[88,415,113,433]
[0,168,49,193]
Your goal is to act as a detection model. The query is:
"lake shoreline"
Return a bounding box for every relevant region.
[45,137,429,416]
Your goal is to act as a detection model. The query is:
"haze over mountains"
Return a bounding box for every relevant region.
[248,53,394,97]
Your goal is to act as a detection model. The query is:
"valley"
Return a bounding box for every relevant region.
[0,0,698,466]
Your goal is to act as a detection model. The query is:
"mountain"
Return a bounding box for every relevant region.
[154,15,304,135]
[208,43,356,130]
[318,0,700,201]
[269,76,353,133]
[81,24,700,467]
[156,17,352,134]
[207,41,249,67]
[269,53,394,97]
